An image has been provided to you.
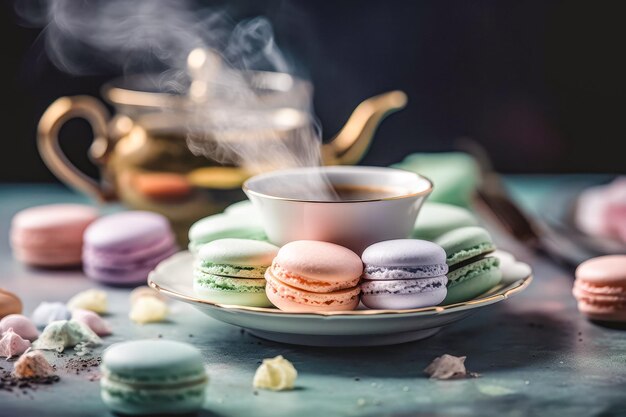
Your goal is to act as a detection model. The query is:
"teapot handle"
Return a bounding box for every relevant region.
[323,90,408,166]
[37,96,115,202]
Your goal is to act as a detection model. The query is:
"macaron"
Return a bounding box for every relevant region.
[392,152,480,207]
[435,226,502,304]
[412,202,479,240]
[193,238,279,307]
[100,340,208,415]
[0,288,22,319]
[83,211,178,285]
[573,255,626,322]
[265,240,362,312]
[188,213,267,253]
[10,204,98,267]
[360,239,448,309]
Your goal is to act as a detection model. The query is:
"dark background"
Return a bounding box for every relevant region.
[1,0,625,183]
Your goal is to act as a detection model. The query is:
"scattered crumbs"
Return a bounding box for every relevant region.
[354,377,360,381]
[402,386,409,392]
[157,334,163,338]
[0,368,60,394]
[188,334,194,338]
[559,361,564,364]
[256,361,262,365]
[357,398,366,407]
[256,342,262,346]
[370,382,377,387]
[64,356,102,375]
[579,338,583,342]
[578,331,582,335]
[253,391,259,396]
[524,381,530,385]
[240,329,245,335]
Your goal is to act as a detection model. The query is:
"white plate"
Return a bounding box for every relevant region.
[149,251,532,346]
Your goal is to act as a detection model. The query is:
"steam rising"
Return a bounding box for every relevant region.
[17,0,337,198]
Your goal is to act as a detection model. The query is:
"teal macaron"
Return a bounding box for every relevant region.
[193,238,279,307]
[100,340,208,415]
[412,202,479,240]
[435,226,501,304]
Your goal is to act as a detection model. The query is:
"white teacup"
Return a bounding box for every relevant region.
[243,166,432,254]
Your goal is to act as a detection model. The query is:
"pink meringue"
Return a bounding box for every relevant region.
[71,309,112,336]
[0,314,39,341]
[0,328,31,359]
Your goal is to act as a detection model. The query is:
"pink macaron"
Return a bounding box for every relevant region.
[573,255,626,322]
[265,240,363,312]
[11,204,98,267]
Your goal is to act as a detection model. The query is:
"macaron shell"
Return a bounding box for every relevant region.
[273,241,363,284]
[361,288,447,310]
[575,255,626,287]
[84,211,171,251]
[197,239,279,267]
[265,270,360,312]
[193,285,272,307]
[435,226,496,266]
[13,247,83,267]
[444,267,502,304]
[362,239,447,268]
[188,213,265,250]
[411,202,478,240]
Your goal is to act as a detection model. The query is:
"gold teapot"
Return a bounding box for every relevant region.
[38,71,407,241]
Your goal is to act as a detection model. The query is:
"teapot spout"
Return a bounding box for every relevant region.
[322,91,407,165]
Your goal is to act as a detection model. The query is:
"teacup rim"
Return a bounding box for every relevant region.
[243,165,433,203]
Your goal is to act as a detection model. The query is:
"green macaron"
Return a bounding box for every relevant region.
[435,226,501,304]
[392,152,480,207]
[100,340,208,415]
[412,202,479,240]
[188,212,267,253]
[193,238,279,307]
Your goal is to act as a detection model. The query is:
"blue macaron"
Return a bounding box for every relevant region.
[360,239,448,309]
[100,340,208,415]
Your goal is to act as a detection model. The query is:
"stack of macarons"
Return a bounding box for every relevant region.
[193,238,279,307]
[83,211,178,285]
[100,340,208,415]
[264,240,362,312]
[435,226,502,304]
[573,255,626,323]
[360,240,449,309]
[10,204,98,267]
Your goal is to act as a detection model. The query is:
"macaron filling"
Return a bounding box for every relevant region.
[446,242,496,266]
[266,270,360,307]
[447,257,500,286]
[271,262,361,292]
[194,272,266,293]
[361,276,448,295]
[363,264,448,280]
[196,262,266,279]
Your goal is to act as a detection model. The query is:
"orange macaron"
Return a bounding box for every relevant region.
[265,240,363,312]
[573,255,626,322]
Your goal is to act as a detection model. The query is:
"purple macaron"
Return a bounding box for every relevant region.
[360,239,448,309]
[83,211,178,285]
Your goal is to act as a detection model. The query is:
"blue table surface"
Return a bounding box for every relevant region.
[1,178,625,417]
